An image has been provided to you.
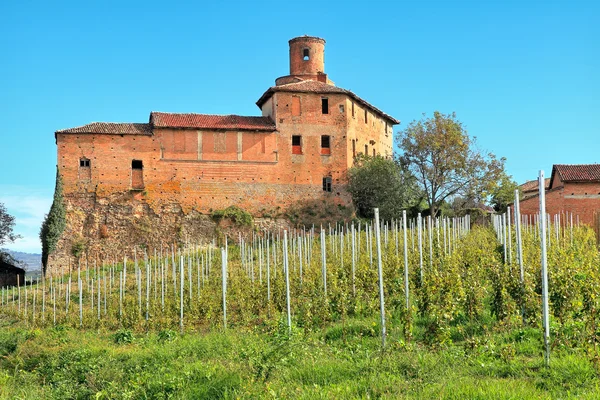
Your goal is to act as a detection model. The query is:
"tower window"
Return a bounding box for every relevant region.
[352,140,356,158]
[373,148,376,157]
[303,48,310,61]
[352,102,355,117]
[365,144,368,155]
[321,135,331,155]
[364,109,368,123]
[339,104,345,113]
[292,135,302,154]
[132,160,143,169]
[321,98,329,114]
[131,160,144,189]
[385,122,388,136]
[79,158,91,181]
[322,177,332,192]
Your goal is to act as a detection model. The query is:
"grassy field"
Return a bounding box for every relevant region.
[1,311,599,399]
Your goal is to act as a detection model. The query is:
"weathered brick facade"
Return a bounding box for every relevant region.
[519,165,600,234]
[46,36,398,275]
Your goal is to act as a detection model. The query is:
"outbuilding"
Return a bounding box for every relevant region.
[0,258,26,287]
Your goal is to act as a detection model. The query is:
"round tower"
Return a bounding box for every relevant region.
[289,36,326,76]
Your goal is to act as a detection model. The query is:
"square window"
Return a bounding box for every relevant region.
[132,160,143,169]
[80,159,90,167]
[339,104,344,113]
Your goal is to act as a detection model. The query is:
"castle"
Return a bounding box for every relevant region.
[46,36,398,274]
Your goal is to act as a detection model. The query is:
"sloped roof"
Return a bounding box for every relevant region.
[150,112,276,131]
[520,178,550,193]
[553,164,600,183]
[0,259,25,274]
[256,80,400,124]
[56,122,152,135]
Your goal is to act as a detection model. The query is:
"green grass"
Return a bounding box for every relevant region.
[1,314,599,399]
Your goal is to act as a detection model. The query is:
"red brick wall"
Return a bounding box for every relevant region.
[518,181,600,228]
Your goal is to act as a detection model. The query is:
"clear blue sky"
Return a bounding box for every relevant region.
[1,0,598,253]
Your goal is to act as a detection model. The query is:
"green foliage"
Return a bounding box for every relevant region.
[211,205,253,227]
[0,202,20,248]
[40,168,66,273]
[70,236,87,259]
[491,172,519,213]
[398,111,506,217]
[347,154,421,220]
[112,329,134,344]
[285,199,353,228]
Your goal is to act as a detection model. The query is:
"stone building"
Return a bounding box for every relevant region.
[519,164,600,235]
[46,36,398,275]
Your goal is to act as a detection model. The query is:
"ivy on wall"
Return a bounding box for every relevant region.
[40,168,66,274]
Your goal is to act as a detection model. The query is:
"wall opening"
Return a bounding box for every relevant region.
[372,148,376,157]
[352,140,356,158]
[352,102,355,117]
[303,48,310,61]
[322,176,332,192]
[321,135,331,155]
[131,160,144,189]
[365,144,368,155]
[364,109,368,124]
[321,98,329,114]
[79,158,91,181]
[292,135,302,154]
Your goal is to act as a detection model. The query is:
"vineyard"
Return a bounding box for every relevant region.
[2,212,600,398]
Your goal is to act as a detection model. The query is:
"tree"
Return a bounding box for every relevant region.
[398,111,505,217]
[347,154,421,220]
[491,172,519,213]
[0,202,20,263]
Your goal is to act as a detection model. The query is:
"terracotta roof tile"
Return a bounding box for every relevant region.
[554,164,600,182]
[151,112,276,131]
[520,178,550,192]
[256,80,400,124]
[56,122,151,135]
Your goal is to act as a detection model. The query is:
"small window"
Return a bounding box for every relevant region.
[321,135,331,155]
[321,98,329,114]
[292,135,302,154]
[352,140,356,158]
[372,148,376,157]
[132,160,143,169]
[303,48,310,61]
[131,160,144,189]
[322,177,332,192]
[364,109,368,123]
[339,104,344,113]
[352,102,355,117]
[79,158,91,180]
[365,144,368,155]
[385,122,388,136]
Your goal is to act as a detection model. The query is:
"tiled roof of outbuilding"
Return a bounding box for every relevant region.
[56,122,152,135]
[553,164,600,182]
[150,112,276,131]
[256,80,400,124]
[520,178,550,193]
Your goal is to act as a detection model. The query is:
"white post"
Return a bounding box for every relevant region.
[374,208,386,348]
[514,189,525,324]
[417,213,423,282]
[221,247,227,329]
[351,223,356,296]
[321,229,327,297]
[403,210,409,310]
[283,231,292,334]
[539,170,550,366]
